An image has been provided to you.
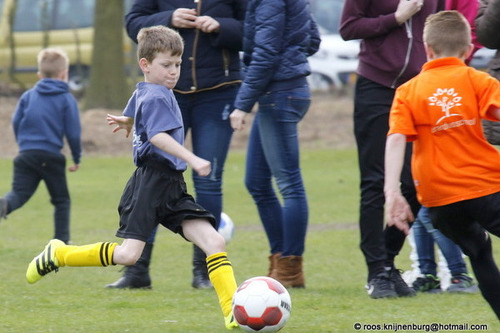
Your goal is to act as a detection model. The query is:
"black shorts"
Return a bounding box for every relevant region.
[116,160,216,241]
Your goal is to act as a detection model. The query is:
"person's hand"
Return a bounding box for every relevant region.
[384,189,414,234]
[68,164,79,172]
[395,0,423,24]
[107,114,133,138]
[195,16,220,33]
[230,109,248,131]
[171,8,198,29]
[190,156,211,177]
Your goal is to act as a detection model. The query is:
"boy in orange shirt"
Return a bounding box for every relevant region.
[384,10,500,319]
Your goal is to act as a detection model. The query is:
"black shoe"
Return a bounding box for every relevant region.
[191,244,213,289]
[412,274,441,293]
[389,268,416,297]
[0,198,7,220]
[191,273,213,289]
[365,271,398,299]
[106,242,153,289]
[106,274,152,289]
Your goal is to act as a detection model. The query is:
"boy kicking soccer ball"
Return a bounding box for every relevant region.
[26,25,238,330]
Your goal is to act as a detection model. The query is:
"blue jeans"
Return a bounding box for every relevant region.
[245,85,310,256]
[145,85,237,244]
[413,206,467,276]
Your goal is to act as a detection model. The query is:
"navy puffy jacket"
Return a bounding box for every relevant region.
[234,0,321,112]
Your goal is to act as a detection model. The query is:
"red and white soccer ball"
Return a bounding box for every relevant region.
[232,276,292,332]
[218,212,235,244]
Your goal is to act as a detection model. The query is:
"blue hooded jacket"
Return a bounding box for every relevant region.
[12,78,82,164]
[234,0,321,112]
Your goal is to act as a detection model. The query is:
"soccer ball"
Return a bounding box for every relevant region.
[232,276,292,332]
[218,212,235,243]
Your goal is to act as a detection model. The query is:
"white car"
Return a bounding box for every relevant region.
[470,47,496,70]
[307,0,359,91]
[308,31,359,91]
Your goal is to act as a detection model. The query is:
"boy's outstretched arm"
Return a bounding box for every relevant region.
[384,133,414,234]
[107,114,134,138]
[150,132,211,177]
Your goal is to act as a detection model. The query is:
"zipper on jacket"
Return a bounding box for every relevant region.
[190,0,203,91]
[391,18,413,89]
[223,49,229,77]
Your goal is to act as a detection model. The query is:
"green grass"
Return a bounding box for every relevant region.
[1,150,499,332]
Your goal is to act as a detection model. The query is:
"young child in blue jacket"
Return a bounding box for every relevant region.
[0,48,82,244]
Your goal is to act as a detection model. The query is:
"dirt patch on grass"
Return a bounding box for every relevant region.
[0,89,355,158]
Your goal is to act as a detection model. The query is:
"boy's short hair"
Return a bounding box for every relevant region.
[137,25,184,63]
[423,10,471,57]
[37,48,69,78]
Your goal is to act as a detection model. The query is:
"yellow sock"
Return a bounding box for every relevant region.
[55,242,117,267]
[206,252,237,317]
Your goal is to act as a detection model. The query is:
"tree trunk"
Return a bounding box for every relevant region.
[83,0,130,110]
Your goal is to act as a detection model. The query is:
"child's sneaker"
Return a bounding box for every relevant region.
[26,239,64,284]
[446,273,479,293]
[412,274,442,293]
[224,311,238,329]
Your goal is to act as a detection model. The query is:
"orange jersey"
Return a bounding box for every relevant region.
[388,57,500,207]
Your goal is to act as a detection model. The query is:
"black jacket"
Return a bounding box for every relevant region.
[476,0,500,144]
[125,0,247,93]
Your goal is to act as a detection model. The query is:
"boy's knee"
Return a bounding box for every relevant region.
[114,247,142,266]
[207,231,226,254]
[462,231,491,260]
[121,253,141,266]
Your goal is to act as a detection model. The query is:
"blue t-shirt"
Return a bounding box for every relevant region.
[123,82,187,170]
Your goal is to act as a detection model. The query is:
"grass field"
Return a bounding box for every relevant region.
[0,150,499,332]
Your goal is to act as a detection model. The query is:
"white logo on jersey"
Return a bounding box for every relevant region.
[428,88,463,124]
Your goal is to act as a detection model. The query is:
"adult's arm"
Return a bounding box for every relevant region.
[125,0,176,43]
[475,0,500,49]
[209,0,247,50]
[339,0,422,41]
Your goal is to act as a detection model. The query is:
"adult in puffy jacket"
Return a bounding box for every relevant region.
[230,0,320,288]
[339,0,444,299]
[106,0,247,290]
[476,0,500,145]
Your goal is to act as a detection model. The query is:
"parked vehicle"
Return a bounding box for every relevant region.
[307,0,495,92]
[308,0,359,91]
[470,47,497,71]
[0,0,133,92]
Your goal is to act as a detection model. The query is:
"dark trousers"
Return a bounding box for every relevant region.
[429,193,500,319]
[4,150,71,243]
[354,76,420,281]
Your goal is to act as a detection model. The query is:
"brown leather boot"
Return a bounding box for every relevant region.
[274,255,305,288]
[267,252,282,277]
